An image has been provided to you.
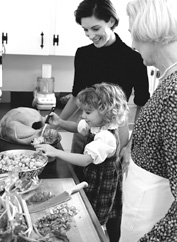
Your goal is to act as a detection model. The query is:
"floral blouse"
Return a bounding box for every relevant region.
[131,71,177,241]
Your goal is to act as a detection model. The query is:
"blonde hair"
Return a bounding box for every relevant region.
[76,82,129,126]
[127,0,177,44]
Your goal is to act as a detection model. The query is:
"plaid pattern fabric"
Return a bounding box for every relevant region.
[83,129,122,225]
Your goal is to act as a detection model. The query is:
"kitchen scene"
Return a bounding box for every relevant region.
[0,0,159,242]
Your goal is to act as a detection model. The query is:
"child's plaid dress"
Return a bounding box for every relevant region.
[83,129,122,225]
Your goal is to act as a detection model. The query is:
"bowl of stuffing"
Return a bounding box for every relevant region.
[32,128,61,146]
[31,129,62,162]
[0,150,48,179]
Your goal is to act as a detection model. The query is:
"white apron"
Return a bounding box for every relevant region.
[119,158,174,242]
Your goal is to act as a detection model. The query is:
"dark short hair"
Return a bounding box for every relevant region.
[74,0,119,30]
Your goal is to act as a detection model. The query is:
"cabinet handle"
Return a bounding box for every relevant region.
[53,35,59,46]
[156,70,160,78]
[40,32,44,48]
[2,33,8,44]
[150,70,154,76]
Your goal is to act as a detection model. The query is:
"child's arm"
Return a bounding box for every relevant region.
[58,118,78,133]
[35,144,93,166]
[48,112,78,133]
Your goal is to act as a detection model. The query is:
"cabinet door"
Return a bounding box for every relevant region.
[51,0,91,56]
[0,0,131,56]
[0,0,52,55]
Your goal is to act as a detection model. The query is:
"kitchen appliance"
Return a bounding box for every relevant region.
[35,77,56,110]
[34,64,56,110]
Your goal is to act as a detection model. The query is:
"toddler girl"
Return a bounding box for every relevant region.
[34,82,129,226]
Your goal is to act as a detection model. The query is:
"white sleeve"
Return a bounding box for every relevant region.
[84,130,117,164]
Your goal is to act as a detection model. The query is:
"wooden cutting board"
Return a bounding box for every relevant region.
[27,178,108,242]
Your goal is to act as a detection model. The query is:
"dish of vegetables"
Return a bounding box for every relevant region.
[0,150,48,179]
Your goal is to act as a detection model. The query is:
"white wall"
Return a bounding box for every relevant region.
[113,0,132,47]
[2,55,74,92]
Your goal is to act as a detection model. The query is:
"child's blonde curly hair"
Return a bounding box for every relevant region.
[76,82,129,126]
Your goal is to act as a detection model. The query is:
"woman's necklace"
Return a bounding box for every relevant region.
[159,61,177,80]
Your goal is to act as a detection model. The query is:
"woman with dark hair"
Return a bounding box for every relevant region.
[75,0,119,29]
[59,0,150,241]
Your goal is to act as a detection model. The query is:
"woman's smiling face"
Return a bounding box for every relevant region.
[81,15,115,48]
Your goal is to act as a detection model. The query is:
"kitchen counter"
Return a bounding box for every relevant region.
[0,102,108,241]
[29,178,108,242]
[0,146,108,241]
[0,142,108,241]
[38,150,108,242]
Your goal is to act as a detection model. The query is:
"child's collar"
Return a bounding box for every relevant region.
[90,123,118,134]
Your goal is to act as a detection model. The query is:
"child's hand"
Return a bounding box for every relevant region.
[34,144,57,157]
[45,112,61,128]
[77,119,89,136]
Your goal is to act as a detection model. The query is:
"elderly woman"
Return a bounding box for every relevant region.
[120,0,177,241]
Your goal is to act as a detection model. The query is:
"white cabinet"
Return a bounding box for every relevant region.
[0,0,90,56]
[0,0,52,55]
[50,0,90,56]
[0,0,130,56]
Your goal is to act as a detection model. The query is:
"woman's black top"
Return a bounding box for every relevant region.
[72,33,150,106]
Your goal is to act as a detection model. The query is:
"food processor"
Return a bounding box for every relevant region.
[34,64,56,110]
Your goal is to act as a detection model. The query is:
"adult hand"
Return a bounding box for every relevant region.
[119,144,131,174]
